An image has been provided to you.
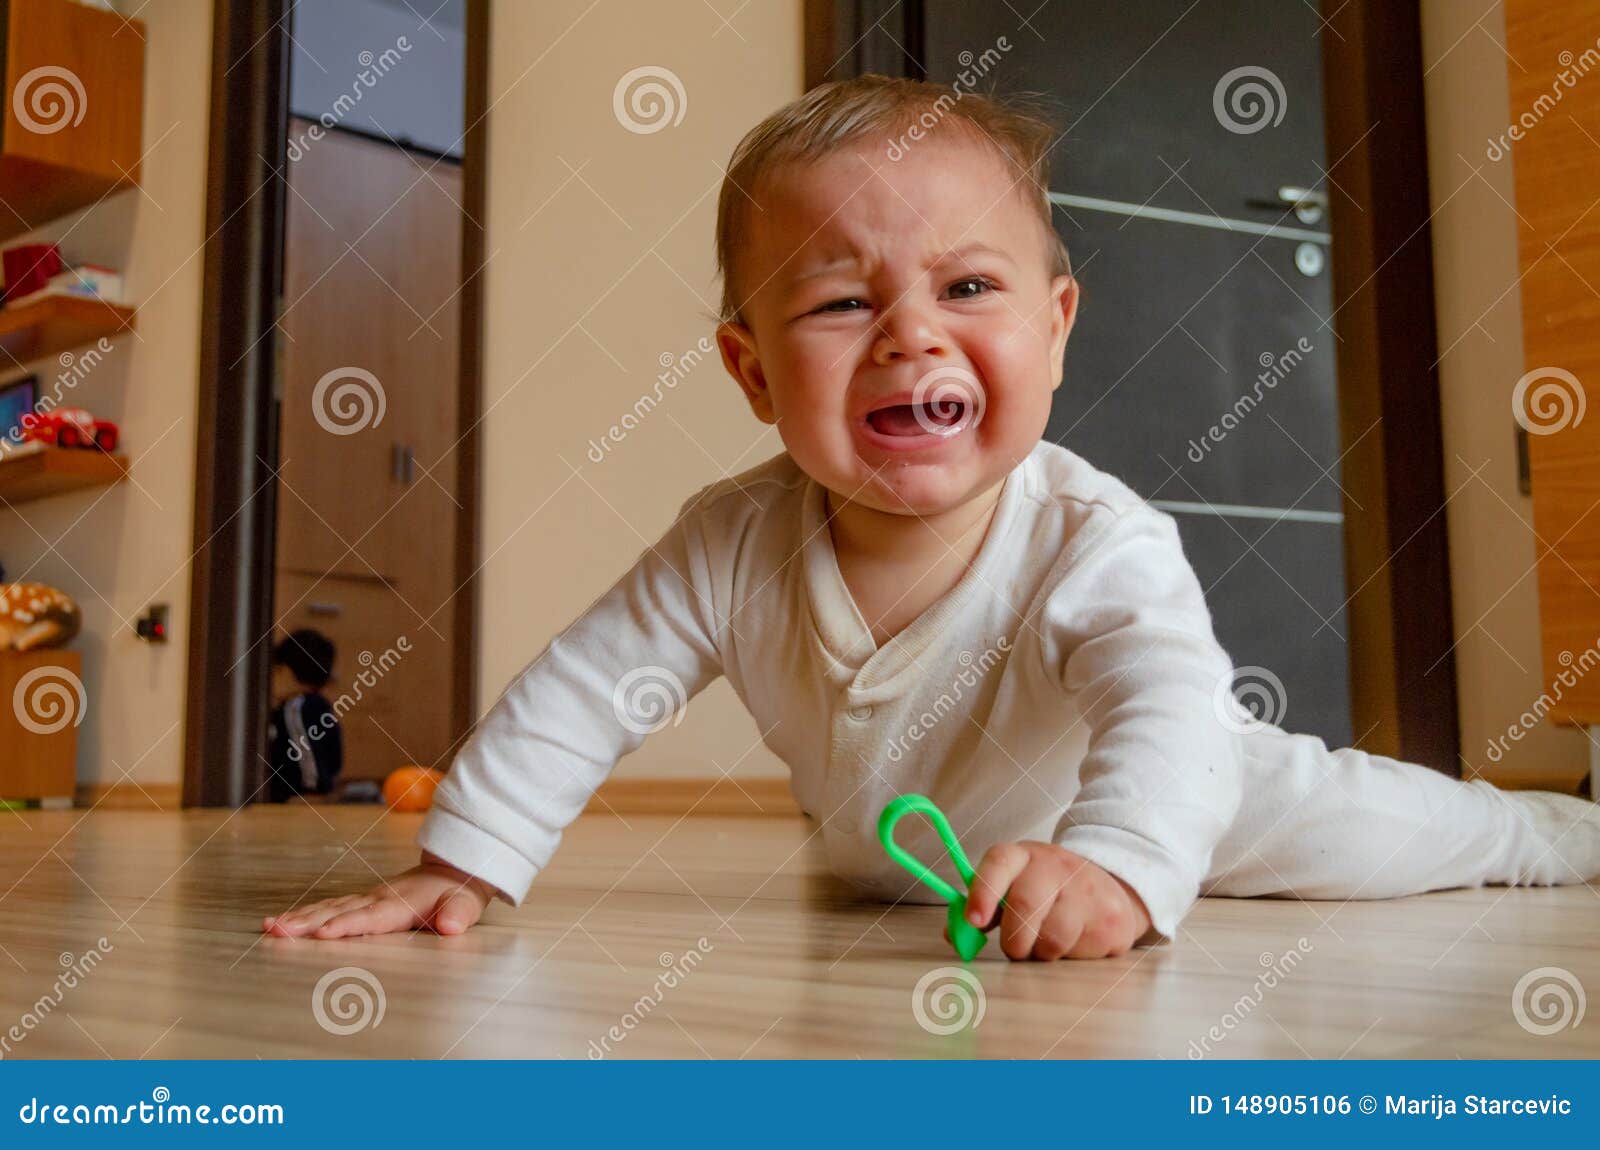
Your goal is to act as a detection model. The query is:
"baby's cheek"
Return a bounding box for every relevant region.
[977,340,1051,398]
[772,409,854,486]
[980,380,1053,447]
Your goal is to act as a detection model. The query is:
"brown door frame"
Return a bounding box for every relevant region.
[805,0,1460,771]
[184,0,488,806]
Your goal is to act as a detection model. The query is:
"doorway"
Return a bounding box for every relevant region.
[271,125,464,790]
[184,0,487,806]
[924,0,1350,745]
[809,0,1458,765]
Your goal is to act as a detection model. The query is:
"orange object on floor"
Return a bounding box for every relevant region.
[383,765,441,812]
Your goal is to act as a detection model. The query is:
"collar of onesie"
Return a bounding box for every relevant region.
[797,451,1030,693]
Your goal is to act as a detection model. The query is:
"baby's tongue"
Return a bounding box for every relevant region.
[868,402,958,436]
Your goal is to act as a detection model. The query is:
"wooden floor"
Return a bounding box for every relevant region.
[2,804,1598,1059]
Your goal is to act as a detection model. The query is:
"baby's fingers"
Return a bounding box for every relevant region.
[262,894,370,937]
[965,842,1031,929]
[312,896,419,939]
[429,888,487,935]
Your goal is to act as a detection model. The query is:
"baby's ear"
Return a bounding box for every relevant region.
[717,321,776,424]
[1048,275,1080,389]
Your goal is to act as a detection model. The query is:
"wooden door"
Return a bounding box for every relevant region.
[1505,1,1600,732]
[272,121,462,783]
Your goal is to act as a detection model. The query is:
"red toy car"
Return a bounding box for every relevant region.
[19,407,118,451]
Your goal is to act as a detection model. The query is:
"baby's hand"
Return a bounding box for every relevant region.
[261,852,499,939]
[962,841,1150,960]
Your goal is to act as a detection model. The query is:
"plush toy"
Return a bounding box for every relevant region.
[0,582,81,650]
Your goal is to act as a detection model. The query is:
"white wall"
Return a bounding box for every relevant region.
[476,0,803,779]
[1420,0,1587,784]
[0,0,213,792]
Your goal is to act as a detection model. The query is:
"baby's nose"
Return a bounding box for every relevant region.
[870,315,951,364]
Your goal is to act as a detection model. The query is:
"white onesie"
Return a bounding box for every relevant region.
[418,441,1597,939]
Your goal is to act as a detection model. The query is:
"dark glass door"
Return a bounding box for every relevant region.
[926,0,1352,746]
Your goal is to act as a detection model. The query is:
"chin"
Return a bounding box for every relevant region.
[851,458,994,517]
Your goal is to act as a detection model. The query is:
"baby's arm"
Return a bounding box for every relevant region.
[974,506,1242,958]
[263,493,726,938]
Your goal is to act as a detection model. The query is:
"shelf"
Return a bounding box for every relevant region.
[0,0,145,241]
[0,296,135,365]
[0,447,126,506]
[0,157,136,245]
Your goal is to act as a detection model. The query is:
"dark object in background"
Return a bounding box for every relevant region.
[135,603,168,643]
[273,628,335,688]
[264,628,342,802]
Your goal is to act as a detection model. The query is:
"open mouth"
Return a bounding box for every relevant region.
[864,400,967,438]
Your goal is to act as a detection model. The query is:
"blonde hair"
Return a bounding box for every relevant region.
[714,74,1070,324]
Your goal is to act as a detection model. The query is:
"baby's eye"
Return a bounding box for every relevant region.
[814,297,867,314]
[944,277,995,300]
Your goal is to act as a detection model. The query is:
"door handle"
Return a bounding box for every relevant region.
[1245,186,1328,225]
[1276,186,1327,225]
[1516,423,1532,497]
[391,443,417,484]
[1276,186,1327,208]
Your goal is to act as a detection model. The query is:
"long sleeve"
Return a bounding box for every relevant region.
[1041,506,1242,941]
[417,494,725,903]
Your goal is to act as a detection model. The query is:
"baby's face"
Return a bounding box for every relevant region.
[717,132,1078,518]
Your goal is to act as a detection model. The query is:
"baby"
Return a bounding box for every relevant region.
[264,76,1600,960]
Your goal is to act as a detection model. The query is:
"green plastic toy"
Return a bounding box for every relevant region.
[877,794,994,961]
